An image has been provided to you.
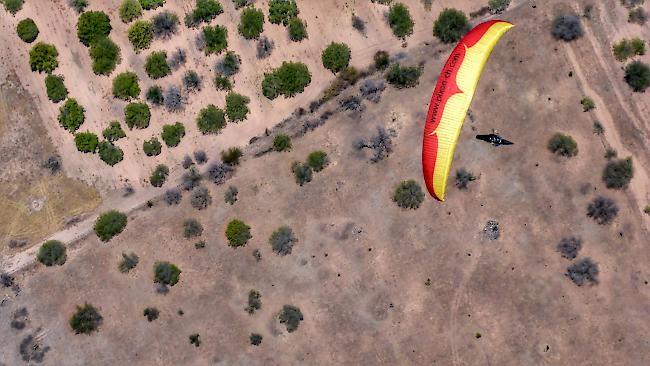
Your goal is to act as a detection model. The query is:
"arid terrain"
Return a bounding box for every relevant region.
[1,0,650,365]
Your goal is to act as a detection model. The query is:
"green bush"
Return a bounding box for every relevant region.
[225,92,250,122]
[322,42,351,74]
[287,17,308,42]
[149,164,169,187]
[143,137,162,156]
[197,104,226,134]
[374,50,390,70]
[139,0,165,10]
[548,133,578,157]
[262,62,311,99]
[307,151,328,172]
[214,75,233,91]
[291,162,312,186]
[103,121,126,141]
[69,303,102,334]
[77,11,112,46]
[146,85,164,105]
[98,142,124,166]
[239,7,264,39]
[112,72,140,100]
[612,38,645,62]
[58,98,85,132]
[74,132,99,153]
[278,304,303,333]
[89,37,120,75]
[119,0,142,23]
[161,122,185,147]
[44,74,68,103]
[268,0,298,25]
[94,210,128,241]
[185,0,223,27]
[433,8,469,43]
[580,97,595,112]
[221,147,243,165]
[70,0,87,13]
[16,18,38,43]
[29,42,58,73]
[145,51,170,79]
[124,102,151,129]
[225,219,251,247]
[128,20,153,52]
[387,3,414,39]
[603,157,633,189]
[202,25,228,55]
[2,0,23,15]
[624,61,650,92]
[269,226,297,255]
[386,63,422,88]
[273,133,291,151]
[37,240,66,266]
[154,261,181,286]
[393,180,424,209]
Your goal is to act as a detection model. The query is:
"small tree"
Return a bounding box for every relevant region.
[566,258,599,286]
[262,62,312,99]
[455,168,476,189]
[322,42,351,74]
[98,142,124,166]
[58,98,85,132]
[183,70,202,92]
[587,196,618,225]
[624,61,650,92]
[44,74,68,103]
[69,303,102,334]
[77,11,112,46]
[89,37,121,75]
[239,7,264,39]
[197,104,226,134]
[112,72,140,100]
[124,102,151,129]
[161,122,185,147]
[287,17,308,42]
[557,237,582,260]
[307,151,328,172]
[94,210,128,241]
[119,0,142,23]
[388,3,414,39]
[183,218,203,238]
[143,137,162,156]
[201,25,228,55]
[152,11,179,39]
[547,133,578,157]
[29,42,58,73]
[433,8,469,43]
[386,63,422,88]
[273,133,292,152]
[603,157,633,189]
[164,188,182,205]
[128,20,153,52]
[225,219,251,247]
[149,164,169,187]
[374,50,390,70]
[278,305,303,333]
[224,185,238,205]
[37,240,66,266]
[154,261,181,286]
[145,51,170,79]
[17,18,39,43]
[291,162,312,186]
[268,0,298,25]
[74,132,99,153]
[269,226,297,255]
[103,121,126,142]
[2,0,23,15]
[118,252,139,273]
[551,15,583,41]
[221,147,243,165]
[190,187,212,210]
[393,180,424,209]
[225,92,250,122]
[143,307,159,321]
[246,289,261,314]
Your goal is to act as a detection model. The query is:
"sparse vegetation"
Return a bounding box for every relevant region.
[291,161,312,186]
[44,74,68,103]
[225,92,250,122]
[119,0,142,23]
[273,133,292,151]
[74,132,99,153]
[269,226,297,255]
[17,18,38,43]
[278,305,303,333]
[256,36,274,59]
[551,14,583,41]
[146,85,164,105]
[143,137,162,156]
[94,210,128,241]
[214,75,233,91]
[124,102,151,129]
[190,187,212,210]
[287,17,308,42]
[221,147,243,165]
[149,164,169,187]
[557,237,582,260]
[624,61,650,92]
[29,42,58,73]
[70,303,103,334]
[182,167,201,190]
[145,51,170,79]
[197,104,227,134]
[374,50,390,70]
[185,0,223,28]
[225,219,251,247]
[239,7,264,39]
[488,0,510,13]
[183,218,203,238]
[127,20,153,52]
[194,150,208,164]
[77,11,112,46]
[388,3,414,39]
[224,186,238,204]
[37,240,67,266]
[168,48,187,69]
[118,252,139,273]
[612,38,645,62]
[603,157,633,189]
[580,96,595,111]
[352,14,366,34]
[98,141,124,166]
[246,289,261,314]
[58,98,85,132]
[628,7,647,25]
[152,11,179,39]
[433,8,469,43]
[262,62,312,99]
[154,261,181,286]
[566,258,599,286]
[455,168,476,189]
[587,196,619,225]
[161,122,185,147]
[322,42,351,74]
[201,25,228,55]
[386,63,422,88]
[393,180,424,209]
[143,307,159,321]
[354,126,394,162]
[165,85,184,112]
[89,37,121,75]
[112,71,140,100]
[216,51,241,77]
[183,70,202,92]
[268,0,298,25]
[548,133,578,157]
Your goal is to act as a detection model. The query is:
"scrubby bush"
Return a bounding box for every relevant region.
[548,133,578,157]
[221,147,243,165]
[551,15,583,41]
[566,258,599,286]
[190,187,212,209]
[194,150,208,164]
[278,305,303,333]
[182,155,194,169]
[580,96,595,111]
[612,38,645,62]
[183,70,202,92]
[250,333,263,346]
[118,252,139,272]
[74,132,99,153]
[145,51,170,79]
[628,7,647,25]
[152,11,179,39]
[388,3,414,39]
[149,164,169,187]
[587,196,618,224]
[246,289,261,314]
[393,180,424,209]
[197,104,226,134]
[119,0,142,23]
[433,8,469,43]
[112,72,140,100]
[70,303,102,334]
[180,167,199,190]
[124,102,150,129]
[139,0,165,10]
[168,48,187,69]
[624,61,650,92]
[77,11,112,46]
[154,261,181,286]
[58,98,85,132]
[183,218,203,238]
[262,62,312,99]
[374,50,390,70]
[488,0,510,13]
[164,85,183,112]
[291,162,312,186]
[164,188,182,205]
[146,85,164,105]
[98,141,124,166]
[269,226,297,255]
[128,20,153,52]
[225,219,251,247]
[189,333,201,347]
[557,236,582,260]
[268,0,298,25]
[214,75,233,90]
[69,0,87,13]
[307,151,328,172]
[224,185,238,204]
[216,51,241,77]
[207,162,234,184]
[273,133,292,151]
[185,0,223,28]
[161,122,185,147]
[256,36,274,59]
[45,74,68,103]
[2,0,23,15]
[89,37,120,75]
[322,42,351,74]
[37,240,66,266]
[355,126,393,162]
[455,168,476,189]
[17,18,38,43]
[143,307,159,321]
[43,155,62,174]
[29,43,58,73]
[94,210,127,241]
[603,157,633,189]
[143,137,162,156]
[287,17,308,42]
[352,14,366,34]
[202,25,228,55]
[239,7,264,39]
[386,63,422,88]
[233,0,254,8]
[225,92,250,122]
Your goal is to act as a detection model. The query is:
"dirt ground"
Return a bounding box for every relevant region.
[2,0,650,365]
